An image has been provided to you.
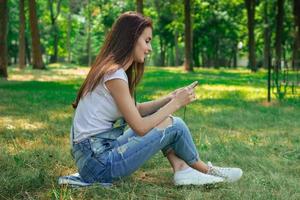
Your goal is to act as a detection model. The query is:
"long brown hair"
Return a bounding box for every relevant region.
[72,12,152,109]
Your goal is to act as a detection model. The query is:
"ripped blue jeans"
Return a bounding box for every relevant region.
[72,116,200,184]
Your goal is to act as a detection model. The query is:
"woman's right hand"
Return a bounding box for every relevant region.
[173,86,197,108]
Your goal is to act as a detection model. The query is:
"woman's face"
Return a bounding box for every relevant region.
[133,27,152,63]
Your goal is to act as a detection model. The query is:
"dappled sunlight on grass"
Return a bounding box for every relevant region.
[8,64,88,82]
[0,116,47,132]
[6,137,45,155]
[191,102,236,114]
[146,66,184,73]
[200,84,266,101]
[9,73,73,82]
[134,167,171,185]
[47,110,73,122]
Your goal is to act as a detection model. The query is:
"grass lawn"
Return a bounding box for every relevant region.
[0,64,299,199]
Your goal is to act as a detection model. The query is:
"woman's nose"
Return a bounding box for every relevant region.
[148,44,152,53]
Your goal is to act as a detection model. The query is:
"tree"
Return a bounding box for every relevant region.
[272,0,285,99]
[263,1,272,102]
[66,0,82,63]
[0,0,8,78]
[19,0,26,69]
[28,0,45,69]
[67,0,72,63]
[191,0,244,68]
[292,0,300,69]
[25,35,31,65]
[275,0,284,74]
[136,0,143,14]
[184,0,193,71]
[245,0,256,72]
[174,29,180,66]
[86,0,92,66]
[152,0,175,66]
[263,1,271,69]
[48,0,62,63]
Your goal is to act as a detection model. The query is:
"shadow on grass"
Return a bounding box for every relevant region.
[0,80,78,117]
[143,68,267,88]
[0,80,78,145]
[0,145,74,199]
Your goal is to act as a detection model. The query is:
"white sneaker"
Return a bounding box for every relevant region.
[174,167,224,186]
[207,162,243,182]
[58,173,92,187]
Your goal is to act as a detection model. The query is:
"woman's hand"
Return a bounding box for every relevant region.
[173,87,197,107]
[168,87,185,100]
[168,81,198,100]
[171,81,198,108]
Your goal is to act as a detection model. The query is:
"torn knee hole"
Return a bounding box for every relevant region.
[117,145,127,154]
[155,116,174,132]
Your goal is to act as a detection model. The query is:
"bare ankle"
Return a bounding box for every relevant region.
[174,162,189,172]
[190,161,209,174]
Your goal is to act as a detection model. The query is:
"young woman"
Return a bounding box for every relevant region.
[70,11,242,186]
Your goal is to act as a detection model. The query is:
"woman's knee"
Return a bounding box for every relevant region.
[172,117,190,134]
[171,116,186,127]
[155,116,173,130]
[156,116,189,133]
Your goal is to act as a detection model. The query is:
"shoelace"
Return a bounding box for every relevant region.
[207,162,229,178]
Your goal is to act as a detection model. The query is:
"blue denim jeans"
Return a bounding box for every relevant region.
[72,116,200,184]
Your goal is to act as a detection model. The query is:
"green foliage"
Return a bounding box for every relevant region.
[5,0,299,70]
[7,0,20,64]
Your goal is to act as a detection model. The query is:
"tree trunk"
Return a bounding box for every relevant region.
[263,1,271,69]
[136,0,143,14]
[86,0,92,66]
[214,40,219,67]
[275,0,284,74]
[193,42,200,67]
[292,0,300,69]
[25,35,31,65]
[67,2,72,63]
[159,37,165,66]
[169,47,175,66]
[233,44,237,68]
[184,0,193,71]
[87,25,92,66]
[245,0,256,72]
[49,0,61,63]
[19,0,26,69]
[0,0,8,78]
[274,0,285,97]
[14,55,17,64]
[174,30,179,66]
[28,0,45,69]
[50,25,59,63]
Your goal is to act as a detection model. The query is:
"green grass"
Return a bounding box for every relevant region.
[0,64,299,199]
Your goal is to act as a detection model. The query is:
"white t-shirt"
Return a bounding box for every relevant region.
[72,68,128,142]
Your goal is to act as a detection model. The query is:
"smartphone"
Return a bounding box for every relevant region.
[190,81,198,88]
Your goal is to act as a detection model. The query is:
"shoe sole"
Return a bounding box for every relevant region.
[224,170,243,183]
[58,177,92,187]
[174,179,224,186]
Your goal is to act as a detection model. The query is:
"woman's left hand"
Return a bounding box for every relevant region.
[168,87,185,100]
[167,81,198,100]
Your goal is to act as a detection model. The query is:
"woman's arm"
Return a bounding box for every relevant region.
[136,95,172,117]
[137,81,198,116]
[106,79,195,136]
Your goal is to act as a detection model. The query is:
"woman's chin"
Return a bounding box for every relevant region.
[138,58,145,63]
[134,57,144,63]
